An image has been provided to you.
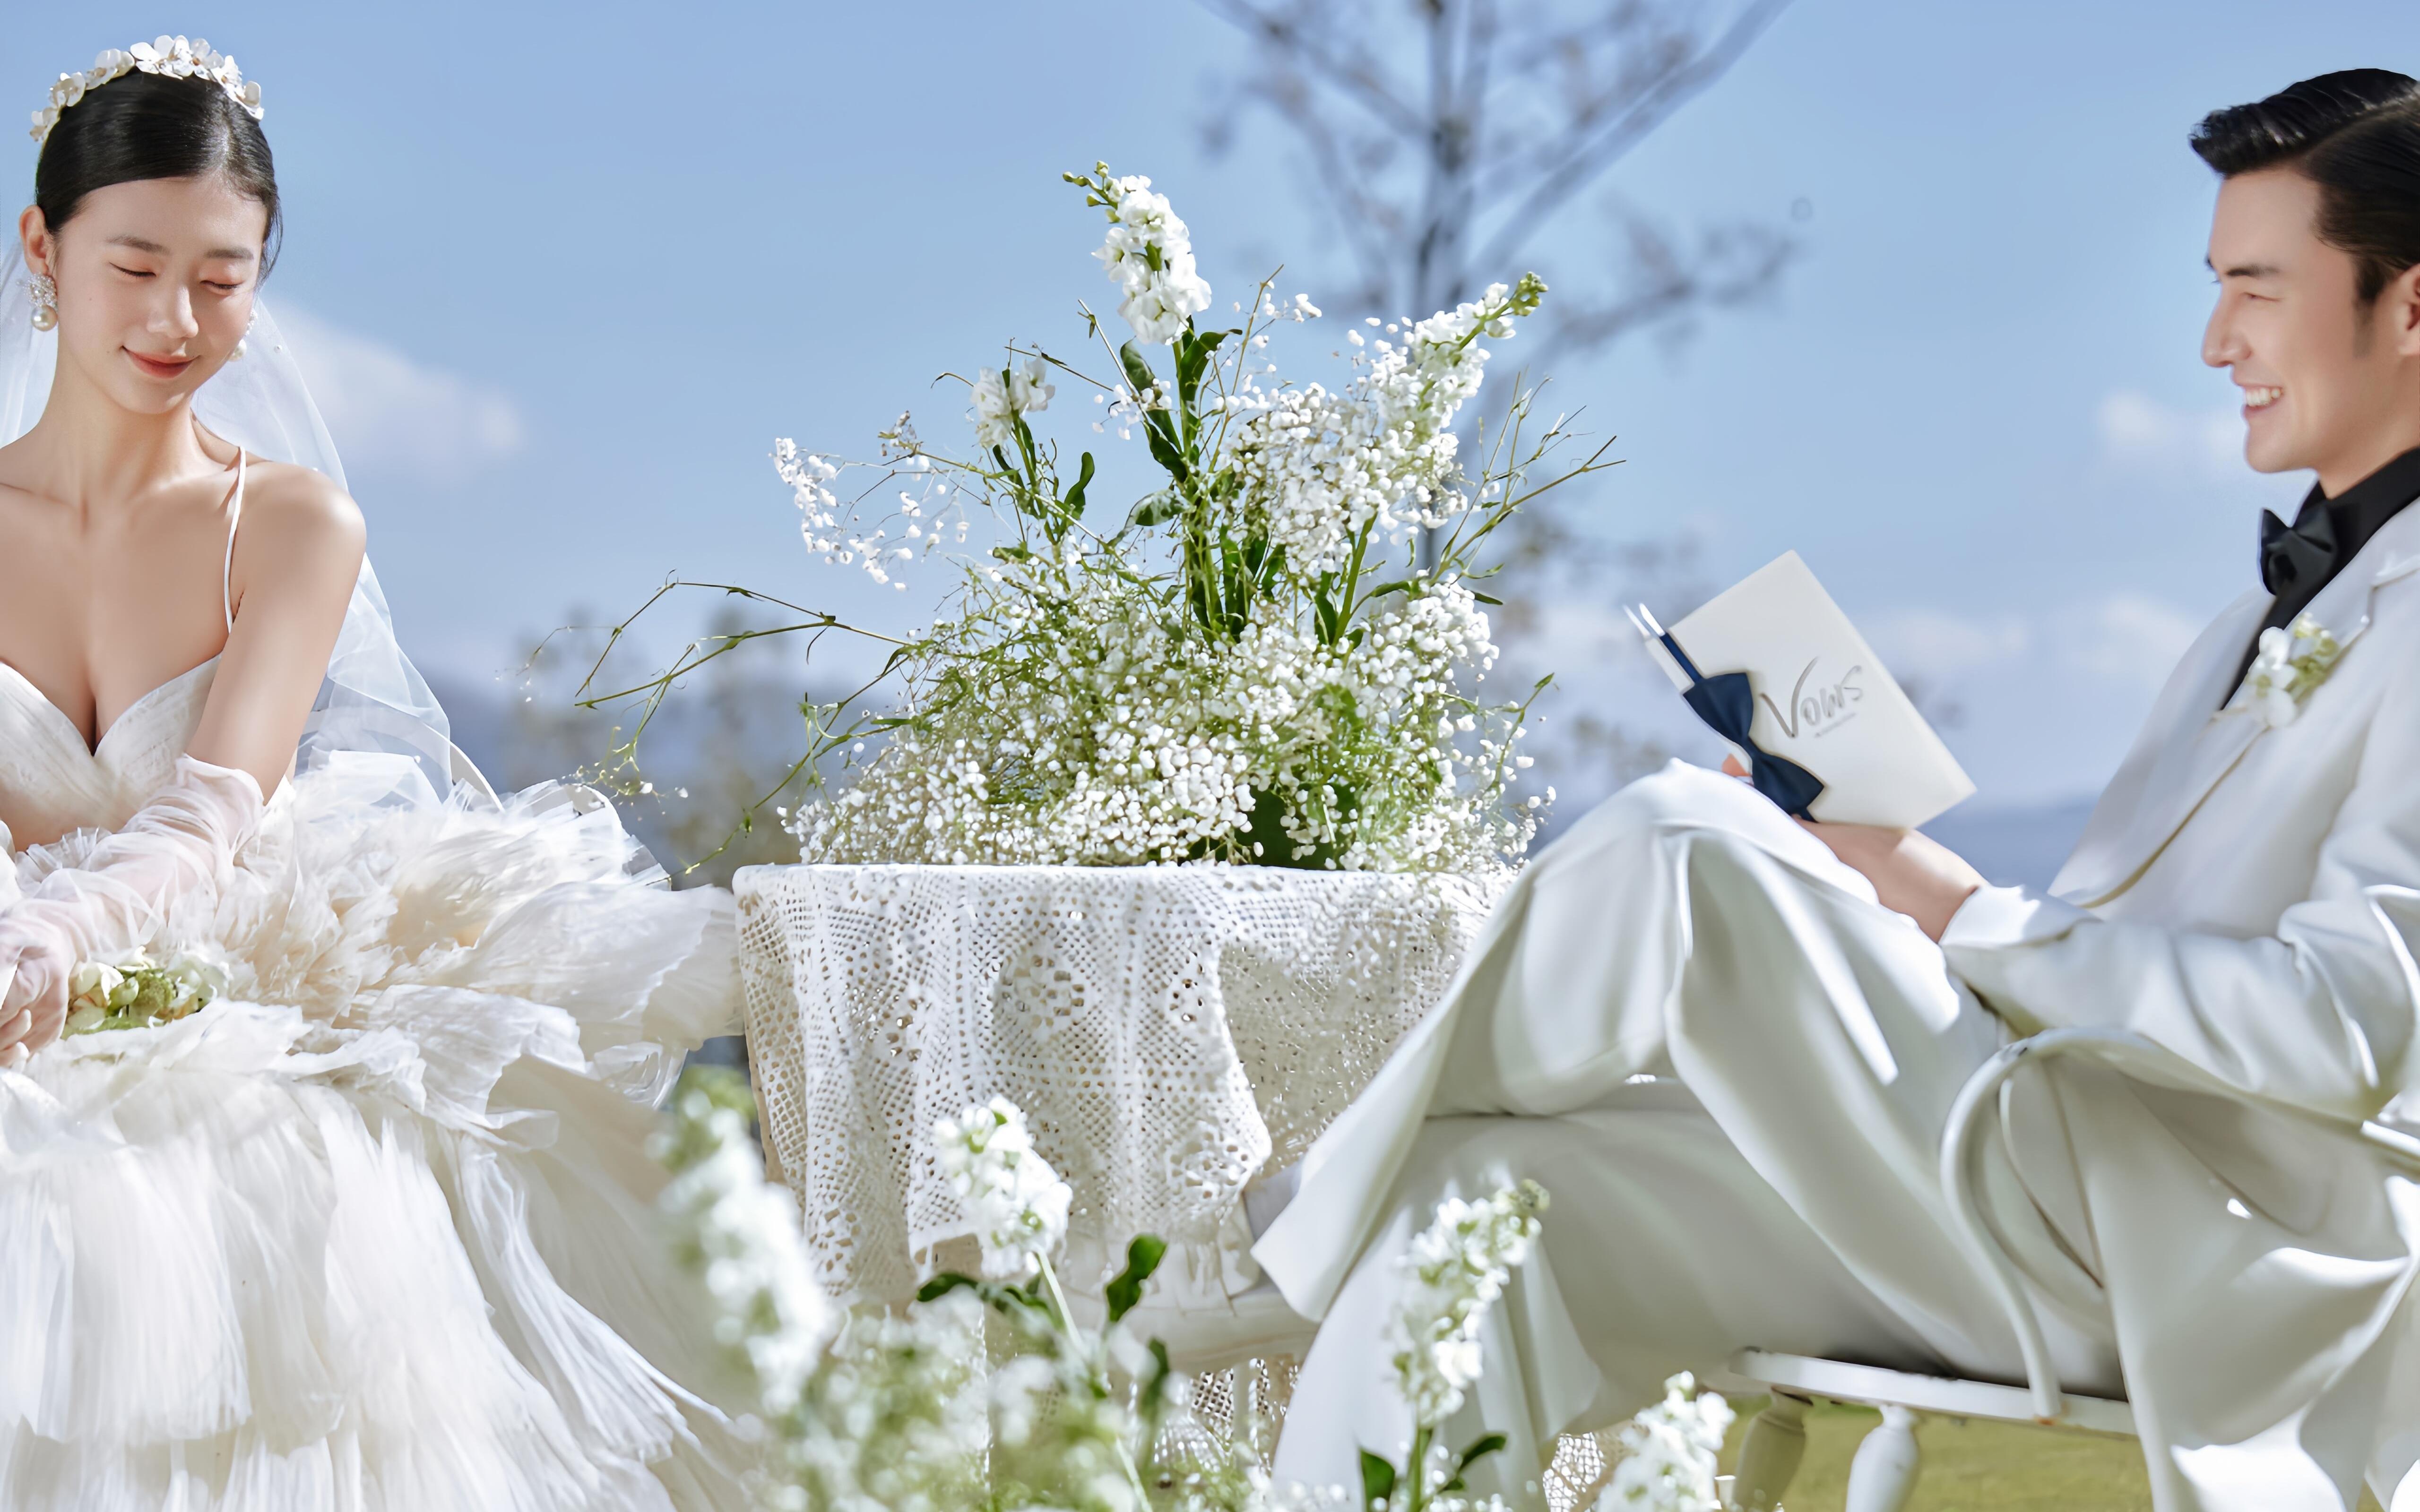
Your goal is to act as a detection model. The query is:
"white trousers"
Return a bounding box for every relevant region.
[1257,764,2419,1512]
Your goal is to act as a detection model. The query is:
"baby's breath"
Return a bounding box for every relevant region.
[745,165,1604,875]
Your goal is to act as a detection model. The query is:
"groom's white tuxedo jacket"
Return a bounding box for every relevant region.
[1934,500,2420,1501]
[1944,498,2420,1123]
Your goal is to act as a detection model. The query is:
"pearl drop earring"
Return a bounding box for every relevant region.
[229,312,254,361]
[28,273,57,332]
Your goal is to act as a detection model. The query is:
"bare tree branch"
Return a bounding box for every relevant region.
[1201,0,1798,353]
[1469,0,1793,276]
[1199,0,1802,803]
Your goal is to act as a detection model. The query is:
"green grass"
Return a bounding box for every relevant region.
[1715,1399,2387,1512]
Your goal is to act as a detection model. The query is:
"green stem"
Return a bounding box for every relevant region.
[1034,1254,1155,1508]
[1405,1424,1435,1512]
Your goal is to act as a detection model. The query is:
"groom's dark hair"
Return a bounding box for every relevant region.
[2193,70,2420,305]
[34,69,282,276]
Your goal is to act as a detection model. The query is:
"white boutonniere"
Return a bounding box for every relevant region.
[2238,612,2345,728]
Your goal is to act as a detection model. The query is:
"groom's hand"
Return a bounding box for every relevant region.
[1722,754,1982,941]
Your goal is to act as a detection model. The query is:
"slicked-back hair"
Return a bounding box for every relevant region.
[2192,70,2420,306]
[33,69,281,276]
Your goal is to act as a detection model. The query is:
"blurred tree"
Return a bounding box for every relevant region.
[1201,0,1800,800]
[483,601,820,890]
[1200,0,1798,375]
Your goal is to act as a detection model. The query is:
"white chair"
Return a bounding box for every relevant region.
[443,741,616,818]
[446,741,496,803]
[1710,1027,2420,1512]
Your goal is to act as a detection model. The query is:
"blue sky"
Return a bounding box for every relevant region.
[12,1,2420,809]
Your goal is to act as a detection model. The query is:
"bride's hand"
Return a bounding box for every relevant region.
[0,936,67,1067]
[1720,754,1983,941]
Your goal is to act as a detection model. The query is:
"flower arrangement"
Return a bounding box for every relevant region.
[2236,610,2345,729]
[60,950,223,1036]
[655,1074,1727,1512]
[597,163,1607,875]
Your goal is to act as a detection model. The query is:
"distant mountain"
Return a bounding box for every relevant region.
[438,670,2102,895]
[1923,796,2099,891]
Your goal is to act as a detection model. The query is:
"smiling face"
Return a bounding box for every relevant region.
[2203,167,2420,493]
[20,174,268,418]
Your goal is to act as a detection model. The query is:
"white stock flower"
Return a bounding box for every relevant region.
[972,367,1017,453]
[1598,1374,1733,1511]
[1388,1180,1548,1427]
[1010,357,1055,413]
[934,1097,1073,1280]
[972,358,1057,455]
[1094,175,1213,345]
[655,1086,831,1415]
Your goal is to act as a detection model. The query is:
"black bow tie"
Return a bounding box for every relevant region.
[2260,505,2339,597]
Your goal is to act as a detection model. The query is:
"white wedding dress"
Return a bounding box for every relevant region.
[0,470,752,1507]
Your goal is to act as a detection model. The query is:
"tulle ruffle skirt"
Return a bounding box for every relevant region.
[0,757,753,1510]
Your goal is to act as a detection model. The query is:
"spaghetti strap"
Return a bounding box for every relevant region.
[221,448,247,635]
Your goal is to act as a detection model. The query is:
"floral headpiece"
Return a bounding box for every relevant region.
[30,36,262,147]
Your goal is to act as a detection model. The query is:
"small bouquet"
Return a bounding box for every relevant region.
[62,951,223,1036]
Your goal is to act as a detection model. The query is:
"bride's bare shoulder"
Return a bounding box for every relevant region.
[237,458,364,581]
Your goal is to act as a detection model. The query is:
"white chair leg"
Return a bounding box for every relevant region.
[1843,1404,1922,1512]
[1726,1392,1809,1512]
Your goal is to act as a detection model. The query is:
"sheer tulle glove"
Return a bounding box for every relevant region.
[0,756,264,1066]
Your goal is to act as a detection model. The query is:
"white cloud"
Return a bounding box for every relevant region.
[2057,592,2204,691]
[2095,388,2242,479]
[271,305,525,480]
[1841,596,2202,697]
[1861,608,2031,682]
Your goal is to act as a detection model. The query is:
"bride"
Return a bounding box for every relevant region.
[1259,69,2420,1512]
[0,39,748,1509]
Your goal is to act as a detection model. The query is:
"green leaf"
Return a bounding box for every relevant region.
[1143,413,1189,481]
[1117,340,1158,401]
[1450,1431,1508,1490]
[1063,451,1096,519]
[1104,1233,1168,1322]
[1175,327,1233,442]
[1124,489,1184,531]
[1469,590,1503,606]
[1119,340,1192,482]
[1138,1337,1175,1411]
[991,543,1033,562]
[1359,1451,1397,1510]
[916,1272,980,1304]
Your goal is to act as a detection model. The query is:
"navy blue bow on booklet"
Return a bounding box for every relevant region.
[1627,605,1827,819]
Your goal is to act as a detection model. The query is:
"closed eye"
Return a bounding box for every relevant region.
[109,263,155,279]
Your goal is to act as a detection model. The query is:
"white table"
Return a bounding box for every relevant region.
[734,863,1502,1306]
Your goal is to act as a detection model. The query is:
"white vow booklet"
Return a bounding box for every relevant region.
[1633,551,1975,828]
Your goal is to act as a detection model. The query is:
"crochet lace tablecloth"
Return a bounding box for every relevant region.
[735,863,1504,1304]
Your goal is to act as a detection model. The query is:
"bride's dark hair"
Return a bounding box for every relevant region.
[33,69,280,274]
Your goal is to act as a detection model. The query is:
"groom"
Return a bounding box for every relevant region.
[1256,69,2420,1512]
[1818,67,2420,931]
